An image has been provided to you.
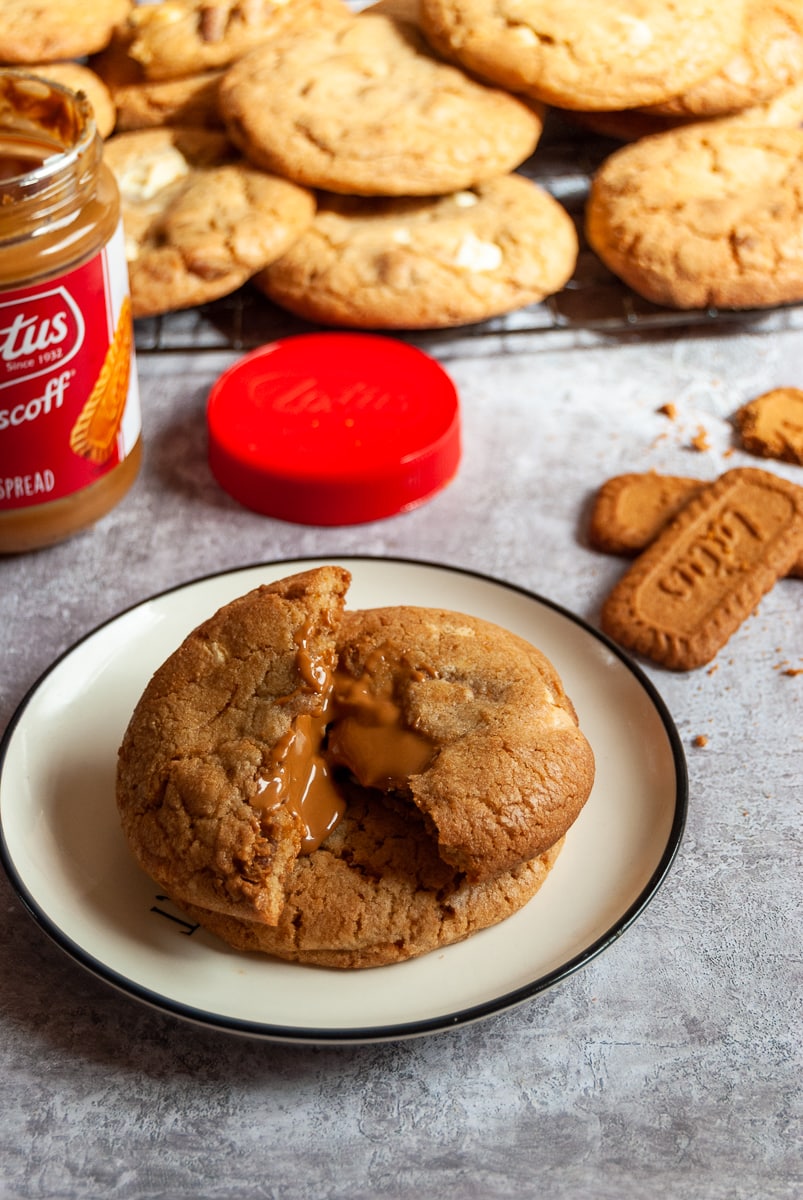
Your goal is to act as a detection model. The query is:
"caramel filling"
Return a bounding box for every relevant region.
[327,648,436,790]
[251,636,436,853]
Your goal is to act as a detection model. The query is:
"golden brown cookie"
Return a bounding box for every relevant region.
[599,468,803,669]
[91,33,225,131]
[108,0,350,81]
[175,796,564,969]
[0,0,131,61]
[256,176,577,329]
[117,566,353,926]
[419,0,749,112]
[569,77,803,142]
[117,569,595,967]
[641,0,803,119]
[218,11,544,196]
[734,387,803,466]
[331,605,595,883]
[585,123,803,310]
[103,126,316,317]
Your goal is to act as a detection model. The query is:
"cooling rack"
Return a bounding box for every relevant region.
[133,116,803,357]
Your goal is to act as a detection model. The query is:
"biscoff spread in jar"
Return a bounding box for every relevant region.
[0,70,141,553]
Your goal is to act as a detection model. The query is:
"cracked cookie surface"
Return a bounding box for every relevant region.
[218,10,544,196]
[175,792,564,969]
[256,175,577,329]
[585,123,803,310]
[116,566,351,926]
[103,126,315,317]
[418,0,748,112]
[117,572,595,967]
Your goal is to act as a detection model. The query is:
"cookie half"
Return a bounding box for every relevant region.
[103,127,316,317]
[218,11,544,196]
[586,123,803,310]
[116,566,352,926]
[256,176,578,329]
[331,605,594,883]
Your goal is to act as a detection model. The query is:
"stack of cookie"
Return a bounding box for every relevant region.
[7,0,803,322]
[116,565,596,967]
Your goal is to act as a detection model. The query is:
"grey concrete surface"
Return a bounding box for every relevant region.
[1,323,800,1200]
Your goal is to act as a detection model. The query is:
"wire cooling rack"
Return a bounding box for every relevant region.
[133,116,803,357]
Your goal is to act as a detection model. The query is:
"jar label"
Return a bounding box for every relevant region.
[0,221,141,511]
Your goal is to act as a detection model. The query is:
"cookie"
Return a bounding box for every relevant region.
[418,0,749,112]
[102,127,316,317]
[589,470,803,578]
[218,11,544,196]
[589,472,706,556]
[599,468,803,670]
[91,34,225,131]
[256,176,577,329]
[331,605,594,883]
[570,78,803,142]
[117,566,353,926]
[734,387,803,466]
[108,0,349,82]
[586,123,803,310]
[174,794,564,969]
[0,0,131,62]
[24,63,116,138]
[642,0,803,119]
[117,569,595,967]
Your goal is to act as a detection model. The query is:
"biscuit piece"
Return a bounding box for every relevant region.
[599,468,803,670]
[25,63,116,138]
[103,127,316,317]
[419,0,748,112]
[256,176,578,329]
[589,472,706,556]
[218,11,544,196]
[586,124,803,310]
[174,795,564,969]
[109,0,349,81]
[116,566,352,926]
[331,605,595,883]
[642,0,803,118]
[0,0,131,62]
[734,387,803,466]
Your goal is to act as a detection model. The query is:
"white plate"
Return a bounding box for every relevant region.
[0,558,686,1044]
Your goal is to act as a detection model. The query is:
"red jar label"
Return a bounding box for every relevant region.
[0,221,140,511]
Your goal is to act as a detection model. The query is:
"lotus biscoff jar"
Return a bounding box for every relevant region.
[0,70,141,553]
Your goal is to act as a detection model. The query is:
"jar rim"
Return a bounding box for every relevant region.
[0,68,97,189]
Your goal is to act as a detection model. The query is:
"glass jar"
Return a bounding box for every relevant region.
[0,69,141,553]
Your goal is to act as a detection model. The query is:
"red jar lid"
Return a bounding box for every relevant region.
[207,332,461,526]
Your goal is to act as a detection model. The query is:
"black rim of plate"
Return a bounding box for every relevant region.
[0,555,688,1045]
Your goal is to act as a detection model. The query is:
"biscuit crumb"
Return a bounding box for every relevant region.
[689,425,711,452]
[706,663,719,675]
[658,402,677,419]
[693,734,708,747]
[782,667,803,677]
[734,387,803,465]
